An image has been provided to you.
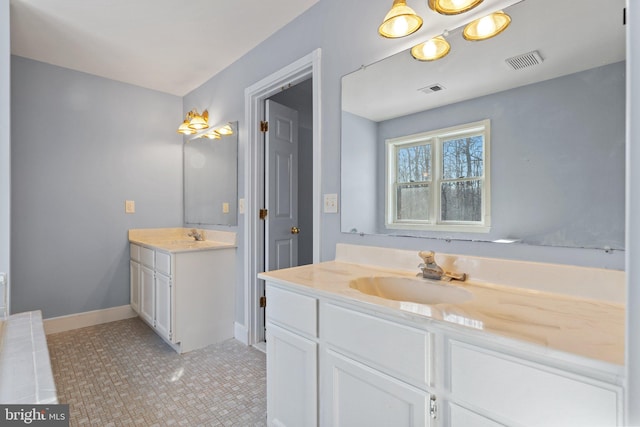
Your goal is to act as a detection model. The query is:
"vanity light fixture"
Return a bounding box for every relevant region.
[428,0,483,15]
[216,124,234,136]
[177,109,209,134]
[191,122,235,141]
[177,119,197,135]
[202,131,221,140]
[411,36,451,61]
[378,0,423,38]
[463,10,511,41]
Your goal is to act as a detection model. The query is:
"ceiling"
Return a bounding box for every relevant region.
[343,0,626,122]
[9,0,320,96]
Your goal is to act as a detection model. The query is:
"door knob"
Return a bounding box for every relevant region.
[291,226,300,234]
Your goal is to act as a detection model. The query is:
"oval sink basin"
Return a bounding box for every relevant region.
[349,276,472,305]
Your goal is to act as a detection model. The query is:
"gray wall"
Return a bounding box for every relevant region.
[341,111,377,234]
[11,56,183,318]
[1,0,10,315]
[368,62,625,249]
[183,0,625,325]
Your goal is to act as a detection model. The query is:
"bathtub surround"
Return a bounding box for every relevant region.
[0,0,9,318]
[0,311,57,404]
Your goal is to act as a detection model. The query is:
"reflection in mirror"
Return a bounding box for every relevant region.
[184,121,238,226]
[341,0,625,250]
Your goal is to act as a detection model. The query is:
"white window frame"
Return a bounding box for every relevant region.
[385,119,491,233]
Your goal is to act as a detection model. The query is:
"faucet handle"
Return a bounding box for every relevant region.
[418,251,436,263]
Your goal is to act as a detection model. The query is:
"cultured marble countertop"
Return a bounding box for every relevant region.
[129,227,237,253]
[259,261,625,366]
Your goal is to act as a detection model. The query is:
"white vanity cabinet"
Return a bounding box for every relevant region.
[129,243,236,353]
[443,339,622,427]
[153,252,172,342]
[129,243,141,313]
[320,302,434,427]
[264,281,624,427]
[265,285,318,427]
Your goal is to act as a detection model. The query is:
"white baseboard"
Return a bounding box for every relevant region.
[44,305,137,335]
[234,321,249,345]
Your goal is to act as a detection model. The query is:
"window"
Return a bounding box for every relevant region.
[385,120,490,232]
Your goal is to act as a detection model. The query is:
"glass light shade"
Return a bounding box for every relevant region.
[411,36,451,61]
[217,124,234,136]
[463,11,511,41]
[378,0,423,38]
[177,119,196,135]
[428,0,483,15]
[203,131,221,139]
[188,114,209,130]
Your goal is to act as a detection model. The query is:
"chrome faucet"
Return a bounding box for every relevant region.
[187,228,205,241]
[418,251,466,282]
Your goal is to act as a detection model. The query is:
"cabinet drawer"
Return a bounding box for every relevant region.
[155,251,171,276]
[449,341,619,426]
[266,284,317,338]
[130,243,141,262]
[140,246,155,268]
[321,302,431,387]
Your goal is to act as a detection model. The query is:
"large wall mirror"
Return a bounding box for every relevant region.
[341,0,625,250]
[184,121,238,226]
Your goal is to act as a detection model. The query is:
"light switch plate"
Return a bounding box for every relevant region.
[222,202,230,214]
[324,193,338,213]
[125,200,135,214]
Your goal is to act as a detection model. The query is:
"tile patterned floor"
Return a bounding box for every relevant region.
[46,317,266,426]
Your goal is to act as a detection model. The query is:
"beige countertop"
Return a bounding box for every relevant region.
[128,227,237,253]
[259,260,625,366]
[129,237,236,253]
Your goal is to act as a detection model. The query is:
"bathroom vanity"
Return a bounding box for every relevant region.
[260,244,625,427]
[129,228,236,353]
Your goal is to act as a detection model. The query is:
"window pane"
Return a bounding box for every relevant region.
[397,144,431,183]
[442,136,483,179]
[397,183,430,221]
[440,180,481,221]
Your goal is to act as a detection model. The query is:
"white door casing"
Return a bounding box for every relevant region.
[242,49,321,346]
[266,99,299,272]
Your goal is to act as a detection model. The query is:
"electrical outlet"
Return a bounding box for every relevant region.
[125,200,135,214]
[239,198,245,214]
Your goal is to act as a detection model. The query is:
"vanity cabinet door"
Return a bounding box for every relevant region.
[139,264,155,326]
[323,349,431,427]
[447,340,621,426]
[266,322,317,427]
[129,260,140,314]
[155,272,172,342]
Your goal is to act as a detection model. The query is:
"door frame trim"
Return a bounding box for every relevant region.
[242,49,321,346]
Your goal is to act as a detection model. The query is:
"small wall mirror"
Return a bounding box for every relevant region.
[340,0,625,250]
[184,121,238,226]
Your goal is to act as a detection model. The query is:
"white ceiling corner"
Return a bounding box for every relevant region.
[9,0,320,96]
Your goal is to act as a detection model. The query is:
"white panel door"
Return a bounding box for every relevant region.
[266,322,317,427]
[266,99,299,271]
[140,265,154,326]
